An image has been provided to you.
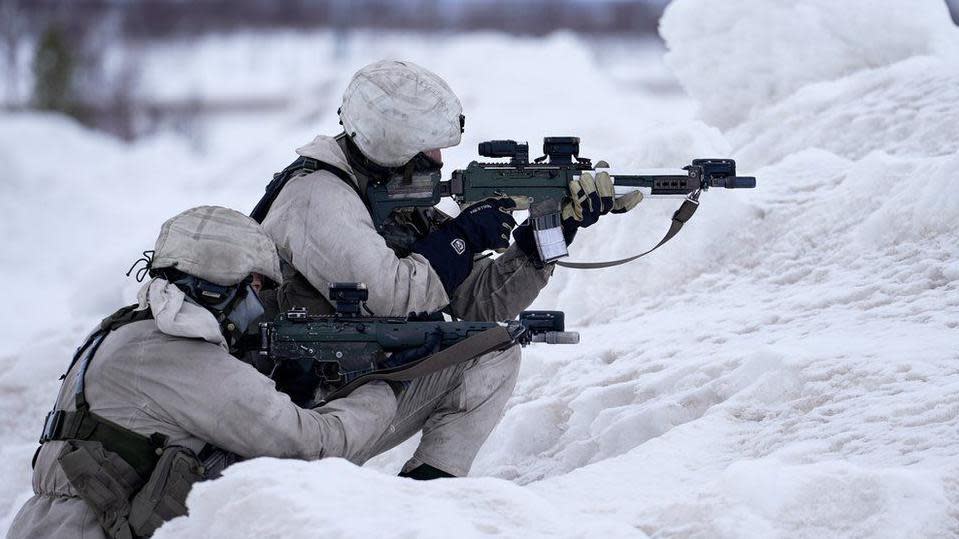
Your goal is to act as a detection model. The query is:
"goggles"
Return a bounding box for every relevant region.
[172,275,265,335]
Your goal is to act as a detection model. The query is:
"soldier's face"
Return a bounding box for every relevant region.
[381,149,445,201]
[423,148,442,167]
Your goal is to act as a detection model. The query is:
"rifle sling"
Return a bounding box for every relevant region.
[322,326,514,402]
[555,195,700,269]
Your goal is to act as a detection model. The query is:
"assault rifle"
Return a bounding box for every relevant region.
[254,283,578,406]
[367,136,757,267]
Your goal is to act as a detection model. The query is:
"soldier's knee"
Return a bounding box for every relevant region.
[462,346,521,405]
[475,344,520,378]
[502,345,522,380]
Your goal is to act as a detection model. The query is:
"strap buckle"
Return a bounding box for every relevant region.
[686,189,702,204]
[299,157,321,173]
[39,410,65,444]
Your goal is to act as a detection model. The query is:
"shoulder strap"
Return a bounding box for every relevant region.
[38,305,165,479]
[251,156,356,223]
[556,194,700,269]
[75,305,153,411]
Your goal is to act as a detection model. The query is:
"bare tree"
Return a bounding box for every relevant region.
[0,0,28,107]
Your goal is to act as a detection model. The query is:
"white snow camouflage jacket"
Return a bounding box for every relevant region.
[7,280,397,539]
[260,135,553,321]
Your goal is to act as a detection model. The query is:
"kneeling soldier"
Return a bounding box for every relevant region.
[7,206,398,539]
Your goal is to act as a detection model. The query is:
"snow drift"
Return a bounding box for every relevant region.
[660,0,959,130]
[3,1,959,537]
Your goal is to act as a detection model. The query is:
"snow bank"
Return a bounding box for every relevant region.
[155,458,641,539]
[714,460,950,538]
[660,0,959,129]
[469,1,959,535]
[730,55,959,166]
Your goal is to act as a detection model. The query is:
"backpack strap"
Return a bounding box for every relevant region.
[38,305,167,479]
[251,156,357,224]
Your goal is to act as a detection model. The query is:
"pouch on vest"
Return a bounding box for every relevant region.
[44,305,210,538]
[58,440,140,539]
[128,446,205,537]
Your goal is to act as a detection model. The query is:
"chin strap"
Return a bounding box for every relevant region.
[555,191,701,269]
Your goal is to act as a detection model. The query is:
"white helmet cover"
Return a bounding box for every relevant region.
[151,206,283,287]
[340,60,463,167]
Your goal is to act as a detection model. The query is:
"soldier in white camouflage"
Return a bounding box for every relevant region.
[7,206,399,539]
[257,60,642,479]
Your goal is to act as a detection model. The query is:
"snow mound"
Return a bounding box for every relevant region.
[660,0,959,129]
[731,55,959,166]
[703,460,948,537]
[154,458,642,539]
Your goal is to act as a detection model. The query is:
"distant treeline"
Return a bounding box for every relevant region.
[2,0,667,141]
[13,0,667,38]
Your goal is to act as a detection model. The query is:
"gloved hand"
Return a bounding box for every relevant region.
[451,197,519,253]
[412,197,519,294]
[562,169,643,240]
[513,167,643,264]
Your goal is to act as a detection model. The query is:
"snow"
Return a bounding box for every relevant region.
[155,458,639,538]
[660,0,959,129]
[3,1,959,537]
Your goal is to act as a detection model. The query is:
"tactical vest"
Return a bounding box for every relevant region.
[38,305,205,539]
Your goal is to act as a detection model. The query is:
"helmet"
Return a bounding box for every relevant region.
[149,206,282,343]
[340,60,463,168]
[151,205,282,287]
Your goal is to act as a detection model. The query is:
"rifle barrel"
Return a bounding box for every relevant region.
[711,176,757,189]
[611,171,696,197]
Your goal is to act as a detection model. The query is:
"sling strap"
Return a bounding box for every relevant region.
[556,191,700,269]
[321,326,514,403]
[251,156,357,224]
[38,305,167,479]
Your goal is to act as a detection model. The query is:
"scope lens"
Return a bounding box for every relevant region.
[479,140,517,158]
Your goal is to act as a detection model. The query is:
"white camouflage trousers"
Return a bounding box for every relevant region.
[354,345,521,477]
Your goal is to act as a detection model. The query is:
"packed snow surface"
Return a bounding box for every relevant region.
[2,1,959,537]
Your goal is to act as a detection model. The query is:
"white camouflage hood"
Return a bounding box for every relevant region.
[137,278,227,349]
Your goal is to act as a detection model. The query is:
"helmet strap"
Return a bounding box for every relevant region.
[338,132,395,185]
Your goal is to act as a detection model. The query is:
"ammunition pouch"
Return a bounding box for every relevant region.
[42,304,207,538]
[58,440,140,539]
[58,439,205,539]
[276,267,335,316]
[128,446,205,537]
